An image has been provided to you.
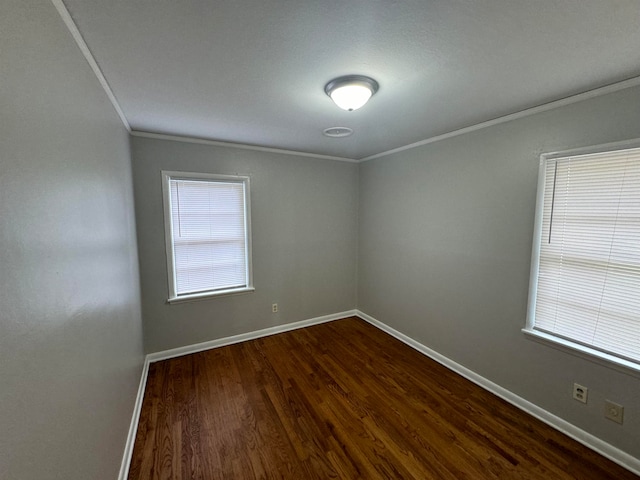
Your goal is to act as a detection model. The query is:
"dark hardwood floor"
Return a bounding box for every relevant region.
[128,317,639,479]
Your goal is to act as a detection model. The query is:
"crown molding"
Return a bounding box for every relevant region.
[51,0,640,164]
[360,75,640,162]
[130,131,359,163]
[51,0,131,132]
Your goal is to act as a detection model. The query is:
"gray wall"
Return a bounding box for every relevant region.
[131,137,358,353]
[5,0,638,475]
[358,85,640,458]
[0,2,144,479]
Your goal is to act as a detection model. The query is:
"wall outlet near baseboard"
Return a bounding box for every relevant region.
[272,303,278,313]
[573,383,588,403]
[605,400,624,424]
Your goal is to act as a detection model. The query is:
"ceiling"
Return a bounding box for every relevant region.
[62,0,640,160]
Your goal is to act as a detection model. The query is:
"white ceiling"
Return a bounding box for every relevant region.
[62,0,640,160]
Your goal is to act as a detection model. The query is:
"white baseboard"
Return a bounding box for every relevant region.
[119,309,355,478]
[355,310,640,477]
[118,356,150,480]
[119,309,639,477]
[147,310,357,363]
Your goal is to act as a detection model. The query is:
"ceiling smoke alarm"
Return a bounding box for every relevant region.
[323,127,353,138]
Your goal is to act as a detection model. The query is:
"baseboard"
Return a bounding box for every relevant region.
[119,309,355,478]
[118,356,150,480]
[120,309,640,477]
[147,309,357,363]
[355,310,640,477]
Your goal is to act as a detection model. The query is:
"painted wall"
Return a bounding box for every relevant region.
[131,137,358,353]
[0,2,144,479]
[358,85,640,458]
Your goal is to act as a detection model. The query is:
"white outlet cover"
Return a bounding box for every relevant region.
[605,400,624,424]
[573,383,588,404]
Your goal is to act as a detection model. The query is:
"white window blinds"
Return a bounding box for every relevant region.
[531,147,640,364]
[164,173,251,299]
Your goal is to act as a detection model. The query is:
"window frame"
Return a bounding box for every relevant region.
[523,139,640,376]
[161,170,254,304]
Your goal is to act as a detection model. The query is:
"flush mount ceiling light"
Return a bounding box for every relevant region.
[325,75,379,111]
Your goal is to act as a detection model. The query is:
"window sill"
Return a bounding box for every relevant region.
[522,328,640,378]
[168,286,255,304]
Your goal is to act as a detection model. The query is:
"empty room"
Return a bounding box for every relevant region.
[2,1,640,479]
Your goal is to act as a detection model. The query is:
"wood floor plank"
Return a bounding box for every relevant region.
[128,317,639,479]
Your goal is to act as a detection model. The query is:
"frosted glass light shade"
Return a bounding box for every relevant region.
[329,85,372,111]
[325,75,378,111]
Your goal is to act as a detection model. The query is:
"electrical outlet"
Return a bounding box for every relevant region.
[573,383,588,403]
[272,303,278,313]
[605,400,624,424]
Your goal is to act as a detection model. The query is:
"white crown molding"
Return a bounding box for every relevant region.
[117,356,150,480]
[49,0,640,163]
[355,310,640,477]
[51,0,131,132]
[131,131,359,163]
[359,75,640,162]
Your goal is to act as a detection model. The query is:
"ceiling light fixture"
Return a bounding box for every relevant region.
[325,75,379,111]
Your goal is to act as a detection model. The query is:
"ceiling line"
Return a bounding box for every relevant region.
[52,0,640,163]
[51,0,131,132]
[131,131,359,163]
[359,75,640,162]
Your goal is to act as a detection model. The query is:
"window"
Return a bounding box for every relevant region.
[525,143,640,371]
[161,171,253,303]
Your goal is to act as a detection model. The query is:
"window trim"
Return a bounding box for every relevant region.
[524,138,640,376]
[161,170,254,304]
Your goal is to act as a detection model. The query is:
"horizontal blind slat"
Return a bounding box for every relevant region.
[170,178,248,295]
[533,146,640,363]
